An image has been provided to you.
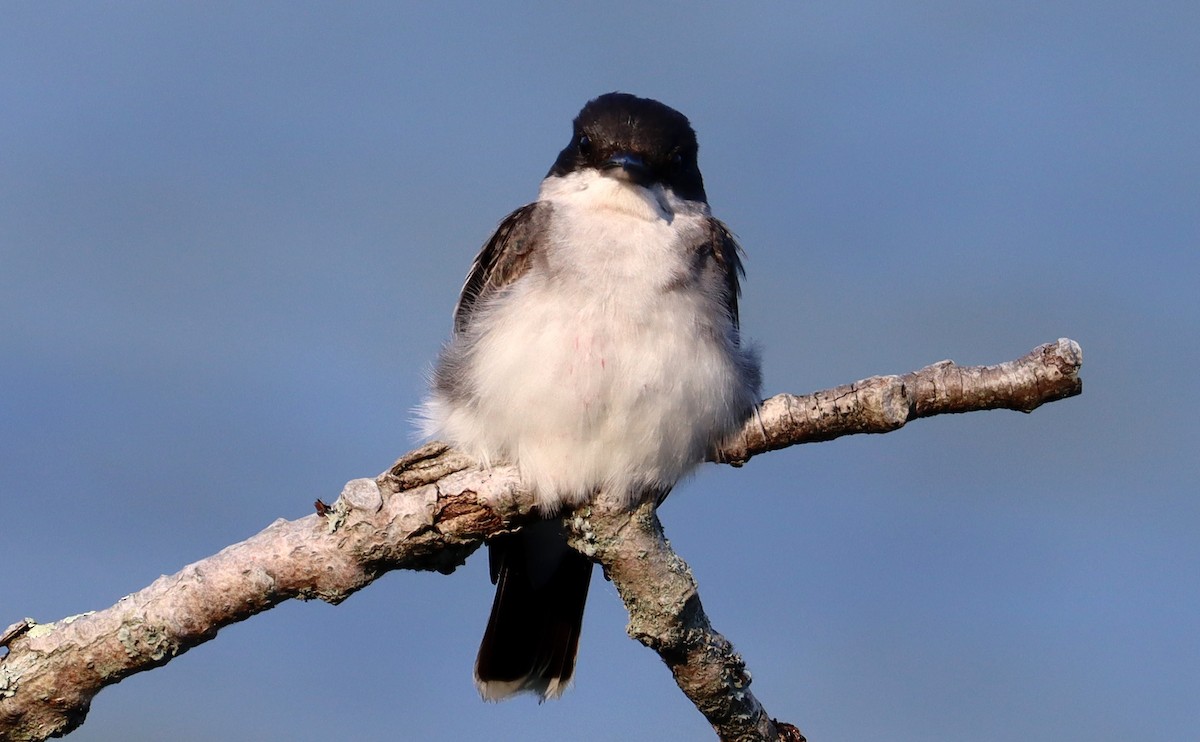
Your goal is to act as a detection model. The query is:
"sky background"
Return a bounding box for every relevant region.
[2,3,1197,741]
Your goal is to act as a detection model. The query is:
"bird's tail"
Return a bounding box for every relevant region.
[474,519,593,701]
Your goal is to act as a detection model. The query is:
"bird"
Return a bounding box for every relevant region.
[421,92,761,701]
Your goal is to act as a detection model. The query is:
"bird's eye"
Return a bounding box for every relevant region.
[578,135,592,156]
[669,149,684,168]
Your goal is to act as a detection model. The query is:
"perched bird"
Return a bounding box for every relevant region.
[422,92,761,701]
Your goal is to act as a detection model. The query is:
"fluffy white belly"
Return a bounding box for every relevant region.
[467,292,746,509]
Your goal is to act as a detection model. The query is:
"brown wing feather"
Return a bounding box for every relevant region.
[453,202,546,335]
[707,217,745,332]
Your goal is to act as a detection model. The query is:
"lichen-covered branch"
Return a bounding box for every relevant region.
[573,497,807,742]
[715,338,1082,464]
[0,340,1081,742]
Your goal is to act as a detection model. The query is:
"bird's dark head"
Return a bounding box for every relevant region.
[547,92,707,203]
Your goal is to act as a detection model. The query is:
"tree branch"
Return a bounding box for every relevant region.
[0,339,1081,742]
[715,337,1083,464]
[572,498,807,742]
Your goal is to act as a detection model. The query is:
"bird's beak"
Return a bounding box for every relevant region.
[602,153,652,186]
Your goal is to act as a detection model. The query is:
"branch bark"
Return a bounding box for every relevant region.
[0,339,1082,742]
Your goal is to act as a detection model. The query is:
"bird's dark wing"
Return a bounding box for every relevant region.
[453,202,548,335]
[705,217,746,332]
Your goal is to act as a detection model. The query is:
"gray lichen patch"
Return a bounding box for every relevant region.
[117,620,180,662]
[0,664,21,698]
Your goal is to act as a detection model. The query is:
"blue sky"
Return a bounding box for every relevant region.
[2,3,1197,740]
